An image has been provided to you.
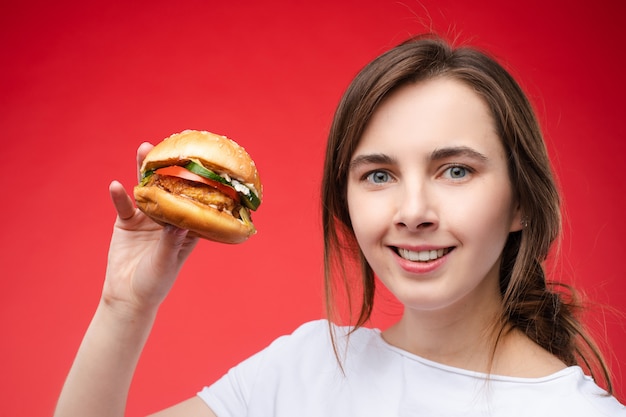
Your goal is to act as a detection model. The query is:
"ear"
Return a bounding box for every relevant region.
[509,203,523,232]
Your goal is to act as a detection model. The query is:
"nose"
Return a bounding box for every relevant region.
[393,180,438,231]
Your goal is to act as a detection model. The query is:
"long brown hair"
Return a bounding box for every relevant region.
[321,34,612,392]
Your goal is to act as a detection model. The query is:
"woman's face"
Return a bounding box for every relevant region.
[347,77,522,316]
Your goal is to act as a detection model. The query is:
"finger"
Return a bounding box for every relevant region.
[154,225,197,273]
[109,180,135,220]
[131,225,197,307]
[136,142,154,182]
[160,225,199,262]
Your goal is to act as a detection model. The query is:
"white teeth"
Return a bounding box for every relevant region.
[398,248,448,262]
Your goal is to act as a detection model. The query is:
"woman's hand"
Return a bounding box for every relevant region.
[102,142,199,315]
[55,142,202,417]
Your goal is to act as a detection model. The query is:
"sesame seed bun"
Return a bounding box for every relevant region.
[140,130,262,197]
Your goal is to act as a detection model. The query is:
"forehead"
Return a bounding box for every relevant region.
[354,77,503,159]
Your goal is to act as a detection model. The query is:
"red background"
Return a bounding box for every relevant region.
[1,0,625,415]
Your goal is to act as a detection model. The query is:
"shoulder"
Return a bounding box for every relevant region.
[204,320,380,380]
[498,367,626,416]
[219,319,386,385]
[260,319,380,364]
[567,370,626,416]
[259,319,332,353]
[197,320,385,416]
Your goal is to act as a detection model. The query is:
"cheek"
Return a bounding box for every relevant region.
[347,189,391,244]
[451,186,517,248]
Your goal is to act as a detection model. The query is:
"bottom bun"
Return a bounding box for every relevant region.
[134,185,255,244]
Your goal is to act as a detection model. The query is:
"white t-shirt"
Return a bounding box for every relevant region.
[198,320,625,416]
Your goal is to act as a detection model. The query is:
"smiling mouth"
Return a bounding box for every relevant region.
[394,247,454,262]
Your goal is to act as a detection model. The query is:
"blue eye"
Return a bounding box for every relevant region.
[366,170,390,184]
[445,166,469,179]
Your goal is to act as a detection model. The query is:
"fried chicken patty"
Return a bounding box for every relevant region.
[148,174,239,215]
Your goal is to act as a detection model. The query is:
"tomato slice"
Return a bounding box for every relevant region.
[155,165,240,202]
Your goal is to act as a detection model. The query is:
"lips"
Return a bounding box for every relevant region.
[395,247,453,262]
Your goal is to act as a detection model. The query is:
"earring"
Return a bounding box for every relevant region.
[520,216,529,228]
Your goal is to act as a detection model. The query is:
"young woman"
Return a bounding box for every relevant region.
[54,35,625,416]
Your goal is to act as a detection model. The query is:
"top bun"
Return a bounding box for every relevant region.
[141,130,262,199]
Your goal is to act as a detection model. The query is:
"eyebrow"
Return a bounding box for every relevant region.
[430,146,488,162]
[349,153,397,171]
[349,146,488,171]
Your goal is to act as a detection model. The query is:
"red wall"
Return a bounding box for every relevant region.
[1,1,625,415]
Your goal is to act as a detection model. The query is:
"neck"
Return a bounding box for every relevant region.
[382,284,506,373]
[381,294,567,377]
[389,313,503,373]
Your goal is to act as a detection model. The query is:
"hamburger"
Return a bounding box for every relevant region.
[134,130,262,244]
